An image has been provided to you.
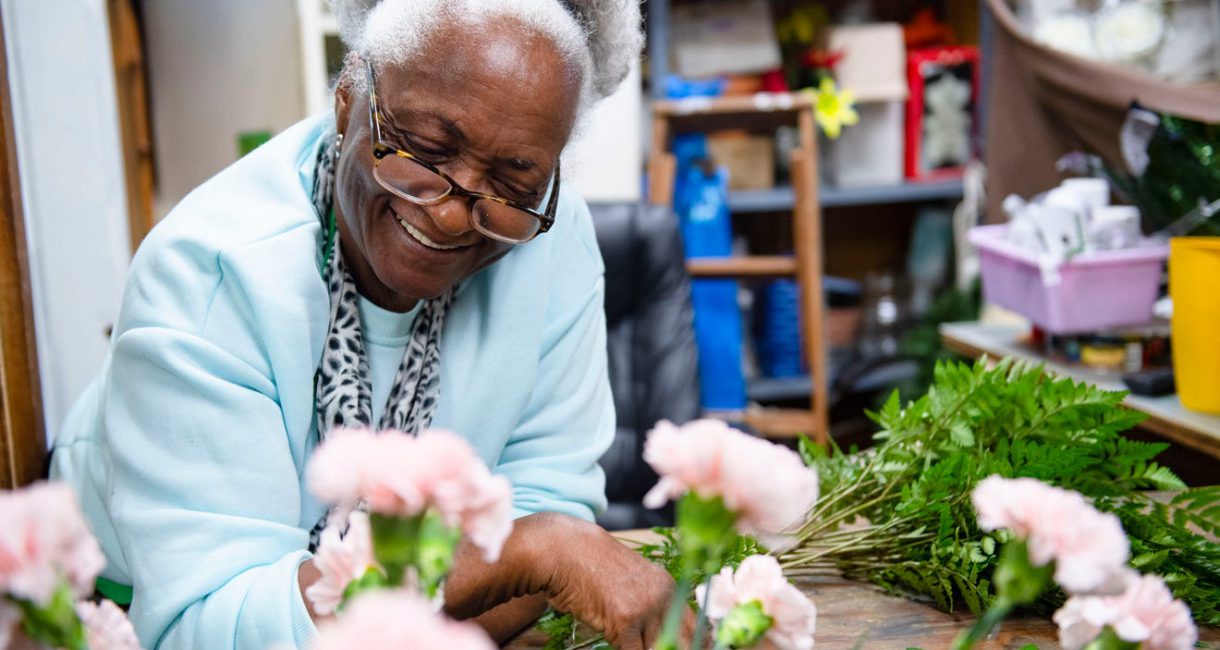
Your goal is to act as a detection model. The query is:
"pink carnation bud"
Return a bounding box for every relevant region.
[314,589,496,650]
[642,420,819,550]
[76,599,141,650]
[1054,572,1197,650]
[306,511,378,616]
[307,428,514,563]
[698,554,817,650]
[971,476,1129,595]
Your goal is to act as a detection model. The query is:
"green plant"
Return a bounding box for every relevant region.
[781,358,1220,625]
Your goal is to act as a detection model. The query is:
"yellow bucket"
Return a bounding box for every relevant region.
[1170,237,1220,414]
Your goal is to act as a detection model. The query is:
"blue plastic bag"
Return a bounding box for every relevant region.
[676,161,746,410]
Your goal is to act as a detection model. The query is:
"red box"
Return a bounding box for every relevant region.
[904,46,980,181]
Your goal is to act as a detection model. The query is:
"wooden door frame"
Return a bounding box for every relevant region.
[0,5,48,488]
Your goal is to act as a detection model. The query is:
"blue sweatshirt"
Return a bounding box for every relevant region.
[49,116,614,649]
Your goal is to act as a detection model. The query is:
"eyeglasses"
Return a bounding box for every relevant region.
[365,61,559,244]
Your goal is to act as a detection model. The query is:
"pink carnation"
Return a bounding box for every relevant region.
[313,589,496,650]
[642,420,819,550]
[307,428,513,562]
[1054,572,1197,650]
[0,482,106,605]
[306,511,377,616]
[699,554,817,650]
[76,599,141,650]
[971,476,1129,594]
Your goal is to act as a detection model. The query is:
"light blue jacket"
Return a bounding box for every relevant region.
[50,116,614,649]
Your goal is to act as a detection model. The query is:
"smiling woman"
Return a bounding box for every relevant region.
[44,2,680,649]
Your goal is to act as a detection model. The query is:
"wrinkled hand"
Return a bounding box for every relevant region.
[544,517,698,650]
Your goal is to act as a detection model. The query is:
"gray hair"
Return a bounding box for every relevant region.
[332,0,642,108]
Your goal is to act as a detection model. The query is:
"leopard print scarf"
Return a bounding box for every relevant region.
[308,131,455,547]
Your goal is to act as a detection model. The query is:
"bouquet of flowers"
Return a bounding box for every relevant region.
[0,483,139,650]
[551,359,1216,649]
[780,359,1216,647]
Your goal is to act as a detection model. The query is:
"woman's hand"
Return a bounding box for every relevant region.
[442,511,697,648]
[542,516,688,650]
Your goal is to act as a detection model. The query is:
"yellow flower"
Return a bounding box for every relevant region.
[805,77,859,140]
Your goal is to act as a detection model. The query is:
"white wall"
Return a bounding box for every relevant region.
[563,60,643,203]
[142,0,306,217]
[3,0,132,442]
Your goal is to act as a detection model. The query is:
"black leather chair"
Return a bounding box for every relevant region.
[589,202,700,531]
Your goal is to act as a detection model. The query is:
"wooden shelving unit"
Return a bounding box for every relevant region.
[687,256,797,277]
[650,93,830,444]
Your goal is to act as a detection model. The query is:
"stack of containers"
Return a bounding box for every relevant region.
[756,279,806,378]
[971,177,1169,334]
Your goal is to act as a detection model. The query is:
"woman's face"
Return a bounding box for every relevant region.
[334,20,581,311]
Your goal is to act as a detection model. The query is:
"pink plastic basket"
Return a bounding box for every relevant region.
[970,225,1168,334]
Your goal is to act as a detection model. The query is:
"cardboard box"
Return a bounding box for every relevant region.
[708,134,776,191]
[826,24,908,187]
[671,0,782,77]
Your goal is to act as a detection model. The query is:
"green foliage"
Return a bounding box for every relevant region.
[536,610,611,650]
[637,527,763,590]
[784,358,1220,624]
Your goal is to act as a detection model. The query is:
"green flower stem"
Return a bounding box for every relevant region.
[368,511,461,598]
[951,596,1012,650]
[691,581,710,650]
[798,455,887,526]
[953,540,1052,650]
[781,520,930,569]
[799,474,880,530]
[655,575,693,650]
[797,478,903,543]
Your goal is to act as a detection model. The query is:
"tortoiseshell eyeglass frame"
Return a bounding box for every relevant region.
[365,60,559,243]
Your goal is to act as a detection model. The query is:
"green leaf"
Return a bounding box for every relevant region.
[950,423,974,447]
[798,433,826,466]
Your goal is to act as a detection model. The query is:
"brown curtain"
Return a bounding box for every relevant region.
[984,0,1220,221]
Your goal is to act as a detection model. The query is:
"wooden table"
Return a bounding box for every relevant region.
[506,572,1220,649]
[941,321,1220,460]
[508,571,1220,649]
[504,530,1220,649]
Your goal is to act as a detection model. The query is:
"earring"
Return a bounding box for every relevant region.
[334,132,344,159]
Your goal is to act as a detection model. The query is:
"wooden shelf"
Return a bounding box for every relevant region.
[742,408,820,439]
[700,407,820,439]
[686,256,796,277]
[728,179,966,212]
[653,93,811,117]
[654,93,811,134]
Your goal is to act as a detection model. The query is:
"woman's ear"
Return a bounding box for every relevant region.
[334,78,353,140]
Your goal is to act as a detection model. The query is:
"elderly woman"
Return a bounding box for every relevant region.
[49,0,682,647]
